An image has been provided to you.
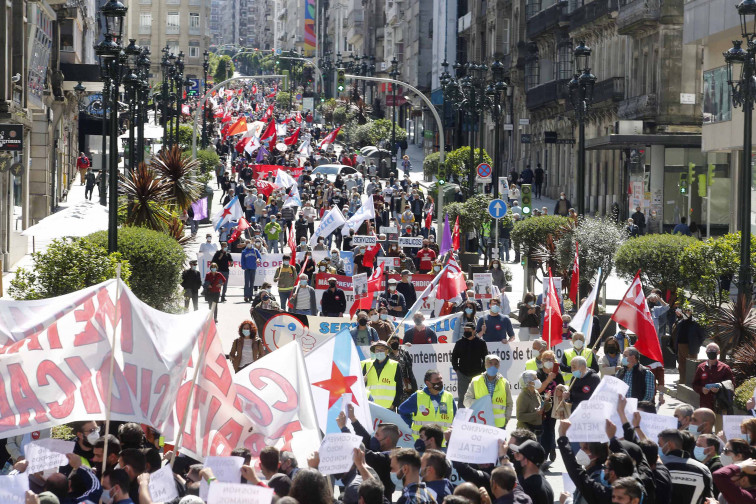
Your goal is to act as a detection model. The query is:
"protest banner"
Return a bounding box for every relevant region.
[468,395,496,426]
[207,482,274,504]
[566,401,612,443]
[149,463,180,502]
[368,402,415,448]
[446,421,505,464]
[722,415,750,442]
[353,273,368,298]
[398,236,424,248]
[587,376,629,413]
[352,235,377,246]
[473,274,493,300]
[25,439,75,474]
[198,252,284,288]
[0,280,204,438]
[381,226,398,242]
[637,412,678,442]
[0,473,29,504]
[317,433,363,475]
[377,256,401,270]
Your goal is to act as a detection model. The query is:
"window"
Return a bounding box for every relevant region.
[526,0,541,18]
[167,12,180,34]
[555,43,572,80]
[139,12,151,26]
[189,13,200,28]
[525,59,540,89]
[189,46,199,58]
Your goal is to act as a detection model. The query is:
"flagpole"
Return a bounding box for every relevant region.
[101,266,122,479]
[171,306,214,466]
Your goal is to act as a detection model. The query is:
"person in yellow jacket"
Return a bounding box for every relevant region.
[462,354,513,428]
[559,332,599,385]
[362,340,404,409]
[398,369,457,438]
[524,339,548,373]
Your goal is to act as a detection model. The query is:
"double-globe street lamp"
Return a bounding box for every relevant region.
[202,49,210,149]
[568,41,596,217]
[123,39,150,170]
[724,0,756,303]
[389,57,399,172]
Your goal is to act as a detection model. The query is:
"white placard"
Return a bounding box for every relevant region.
[446,421,506,464]
[398,236,424,248]
[608,398,638,438]
[352,235,377,246]
[0,473,29,504]
[25,439,75,474]
[562,473,576,494]
[588,376,629,412]
[352,273,368,298]
[473,273,493,300]
[318,433,363,475]
[200,456,245,500]
[722,415,751,442]
[342,393,352,416]
[637,412,678,442]
[567,401,612,443]
[207,482,274,504]
[377,256,401,270]
[542,277,563,304]
[149,464,179,502]
[453,408,474,426]
[380,226,398,235]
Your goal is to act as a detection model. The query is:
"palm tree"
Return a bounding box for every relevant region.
[708,295,756,359]
[150,146,203,211]
[119,162,172,230]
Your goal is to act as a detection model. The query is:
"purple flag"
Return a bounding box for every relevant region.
[439,213,453,256]
[256,145,269,163]
[191,197,208,221]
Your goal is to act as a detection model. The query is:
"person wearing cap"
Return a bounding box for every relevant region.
[380,278,407,316]
[362,340,404,409]
[289,274,317,315]
[320,277,347,317]
[452,323,490,407]
[351,311,380,346]
[396,270,417,315]
[180,260,203,311]
[463,354,513,428]
[510,440,554,504]
[198,233,219,256]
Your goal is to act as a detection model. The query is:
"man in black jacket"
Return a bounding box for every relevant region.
[655,428,713,504]
[211,242,235,302]
[181,260,203,311]
[451,323,489,406]
[565,356,601,410]
[396,270,417,314]
[320,276,347,316]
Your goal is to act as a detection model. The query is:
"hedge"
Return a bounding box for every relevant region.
[614,233,697,293]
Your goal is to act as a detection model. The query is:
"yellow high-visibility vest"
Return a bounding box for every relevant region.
[562,348,594,385]
[470,374,509,428]
[410,389,454,438]
[364,359,399,409]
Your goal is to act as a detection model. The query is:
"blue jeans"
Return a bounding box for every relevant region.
[189,219,199,235]
[294,309,312,315]
[268,239,279,253]
[280,290,292,310]
[244,269,257,299]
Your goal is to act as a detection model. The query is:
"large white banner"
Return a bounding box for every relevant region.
[198,252,285,288]
[0,280,205,438]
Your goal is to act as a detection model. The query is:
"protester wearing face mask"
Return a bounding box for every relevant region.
[509,440,554,504]
[464,354,513,429]
[330,249,346,274]
[368,307,394,341]
[320,277,347,317]
[390,449,436,503]
[563,356,600,411]
[489,259,508,291]
[399,370,457,439]
[452,301,479,342]
[694,434,723,490]
[516,370,550,437]
[450,322,490,405]
[179,259,202,312]
[404,313,438,344]
[203,262,226,322]
[314,236,328,251]
[555,420,611,497]
[614,346,656,402]
[655,429,714,503]
[396,270,417,313]
[559,332,599,385]
[599,336,622,377]
[102,468,131,504]
[229,320,265,372]
[388,335,418,401]
[210,242,234,303]
[289,274,317,315]
[240,240,262,303]
[525,339,548,371]
[253,289,281,312]
[533,350,563,464]
[477,298,515,343]
[198,233,219,255]
[692,343,733,419]
[351,311,380,346]
[362,340,404,409]
[380,278,407,317]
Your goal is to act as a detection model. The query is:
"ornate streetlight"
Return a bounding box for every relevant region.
[568,40,596,216]
[389,56,399,172]
[202,49,210,149]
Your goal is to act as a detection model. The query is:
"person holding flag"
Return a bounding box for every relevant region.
[558,332,598,385]
[288,273,317,315]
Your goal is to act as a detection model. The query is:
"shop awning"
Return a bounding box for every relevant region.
[586,134,702,151]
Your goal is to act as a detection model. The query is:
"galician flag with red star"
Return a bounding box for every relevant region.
[211,195,242,231]
[305,328,373,434]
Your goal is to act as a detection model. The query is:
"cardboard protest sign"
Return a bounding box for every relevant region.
[0,473,29,504]
[722,415,751,442]
[637,412,678,442]
[446,421,505,464]
[398,236,423,248]
[608,398,638,438]
[25,439,75,474]
[567,401,612,443]
[200,456,245,500]
[473,274,493,300]
[543,277,563,304]
[352,235,377,246]
[317,433,363,475]
[207,482,274,504]
[353,273,368,299]
[149,464,179,502]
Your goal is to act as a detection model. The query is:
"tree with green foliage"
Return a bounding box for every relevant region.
[511,215,572,264]
[214,55,235,83]
[614,233,697,293]
[87,227,185,311]
[442,194,493,252]
[194,149,220,176]
[444,147,492,188]
[423,152,441,180]
[276,92,292,109]
[10,238,131,300]
[555,217,625,292]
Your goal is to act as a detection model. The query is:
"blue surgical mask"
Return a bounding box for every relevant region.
[693,446,707,461]
[390,471,404,490]
[486,366,498,377]
[572,370,582,379]
[688,424,699,435]
[490,305,500,314]
[465,308,473,315]
[621,357,629,366]
[242,329,251,337]
[375,352,386,361]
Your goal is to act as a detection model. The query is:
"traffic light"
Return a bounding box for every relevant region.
[688,162,696,185]
[303,67,313,83]
[708,163,716,186]
[521,184,532,216]
[337,68,346,92]
[679,173,688,194]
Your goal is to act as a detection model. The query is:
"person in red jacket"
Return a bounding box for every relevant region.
[691,342,734,412]
[76,152,90,185]
[204,262,226,322]
[416,240,436,273]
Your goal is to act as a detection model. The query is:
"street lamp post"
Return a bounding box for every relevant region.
[389,57,399,172]
[136,48,150,164]
[161,47,172,149]
[174,51,186,149]
[724,0,756,303]
[98,64,110,206]
[202,50,209,149]
[568,41,596,216]
[124,39,140,172]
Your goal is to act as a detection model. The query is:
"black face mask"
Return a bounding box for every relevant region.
[706,351,718,360]
[390,341,399,350]
[464,331,474,338]
[329,282,337,288]
[358,319,367,326]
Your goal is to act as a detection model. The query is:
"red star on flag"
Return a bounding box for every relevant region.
[312,362,360,409]
[221,207,232,218]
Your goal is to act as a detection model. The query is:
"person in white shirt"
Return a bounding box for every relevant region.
[198,233,219,255]
[510,201,523,217]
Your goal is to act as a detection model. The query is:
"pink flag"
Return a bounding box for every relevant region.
[191,198,208,221]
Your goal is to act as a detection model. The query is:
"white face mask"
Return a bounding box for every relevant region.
[573,340,584,350]
[532,349,541,358]
[370,315,379,322]
[86,428,101,446]
[532,379,542,389]
[720,454,733,466]
[543,361,554,370]
[575,449,591,467]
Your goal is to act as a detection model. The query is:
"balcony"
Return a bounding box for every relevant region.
[526,78,569,110]
[592,77,625,104]
[166,24,180,35]
[189,0,200,5]
[527,2,569,39]
[457,11,472,32]
[387,0,403,26]
[616,0,660,34]
[618,93,657,120]
[139,24,151,34]
[189,25,201,35]
[570,0,619,32]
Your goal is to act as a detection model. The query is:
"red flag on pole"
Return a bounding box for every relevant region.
[349,261,385,318]
[424,211,432,230]
[288,226,297,266]
[569,242,580,304]
[259,119,277,147]
[318,127,341,148]
[452,216,461,251]
[226,117,248,136]
[611,270,663,362]
[284,127,300,146]
[437,258,466,300]
[543,268,563,346]
[228,217,250,244]
[361,237,382,268]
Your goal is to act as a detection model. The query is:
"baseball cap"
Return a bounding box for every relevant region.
[328,277,337,282]
[387,278,398,284]
[510,440,545,466]
[401,270,411,275]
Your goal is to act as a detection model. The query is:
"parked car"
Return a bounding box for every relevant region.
[311,164,362,183]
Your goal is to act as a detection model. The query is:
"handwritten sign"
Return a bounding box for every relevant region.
[207,482,274,504]
[318,433,363,475]
[638,412,678,442]
[0,473,29,504]
[608,398,638,438]
[200,456,244,500]
[148,464,179,502]
[446,421,505,464]
[25,439,75,474]
[567,401,611,443]
[398,236,424,248]
[723,415,751,442]
[352,235,377,246]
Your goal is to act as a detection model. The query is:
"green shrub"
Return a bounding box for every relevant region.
[443,194,494,234]
[423,152,440,180]
[194,149,220,175]
[445,147,492,184]
[276,92,291,108]
[9,238,131,300]
[614,233,697,292]
[87,227,185,311]
[735,376,756,411]
[511,215,572,259]
[556,217,625,292]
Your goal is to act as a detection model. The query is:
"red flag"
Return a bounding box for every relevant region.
[361,236,382,268]
[296,111,302,123]
[611,270,663,362]
[214,106,225,118]
[318,127,341,148]
[452,216,460,251]
[288,226,297,266]
[543,268,563,346]
[221,112,233,123]
[261,104,274,122]
[252,85,257,94]
[284,127,300,146]
[255,179,277,197]
[227,117,247,136]
[436,258,466,300]
[235,136,253,154]
[424,211,432,230]
[259,119,277,147]
[228,217,250,244]
[569,242,579,304]
[283,117,293,124]
[266,91,276,98]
